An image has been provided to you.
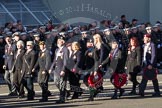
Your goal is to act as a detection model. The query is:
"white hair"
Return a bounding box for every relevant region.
[17,40,24,48]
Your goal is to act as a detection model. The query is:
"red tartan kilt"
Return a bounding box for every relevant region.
[88,72,103,88]
[113,73,127,88]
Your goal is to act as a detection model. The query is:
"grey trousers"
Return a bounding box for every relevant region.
[4,70,16,93]
[54,72,67,101]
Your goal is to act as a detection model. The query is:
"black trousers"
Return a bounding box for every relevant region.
[38,71,49,100]
[139,77,160,94]
[22,76,35,99]
[83,73,90,87]
[129,72,139,91]
[13,69,24,96]
[140,63,160,95]
[68,72,82,96]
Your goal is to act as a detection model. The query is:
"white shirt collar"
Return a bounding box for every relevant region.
[41,48,46,53]
[145,42,151,46]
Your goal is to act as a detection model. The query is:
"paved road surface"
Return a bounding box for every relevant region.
[0,74,162,108]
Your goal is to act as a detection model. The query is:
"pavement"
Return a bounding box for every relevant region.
[0,73,162,108]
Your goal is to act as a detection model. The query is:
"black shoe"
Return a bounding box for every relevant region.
[97,86,104,92]
[139,93,144,97]
[66,91,71,98]
[88,96,94,101]
[135,82,140,87]
[152,93,161,97]
[119,89,125,97]
[78,91,83,96]
[26,97,34,100]
[93,91,99,97]
[47,90,52,96]
[8,92,17,96]
[111,94,118,99]
[55,100,65,104]
[39,98,48,102]
[33,91,35,97]
[18,94,25,99]
[71,94,79,99]
[128,90,137,95]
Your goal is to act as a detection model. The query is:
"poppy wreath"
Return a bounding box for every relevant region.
[143,67,158,80]
[88,72,103,88]
[112,72,127,88]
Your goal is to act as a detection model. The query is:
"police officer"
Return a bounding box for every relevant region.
[152,24,162,68]
[44,31,53,51]
[102,28,115,46]
[39,26,46,41]
[33,41,51,102]
[78,31,89,70]
[12,32,21,45]
[20,32,28,44]
[78,31,88,54]
[21,41,36,100]
[49,36,69,103]
[33,33,41,54]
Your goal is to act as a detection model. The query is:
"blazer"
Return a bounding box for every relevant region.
[68,50,82,72]
[50,46,69,74]
[22,49,36,76]
[93,43,111,71]
[34,49,51,72]
[14,49,25,71]
[101,48,123,73]
[126,46,141,73]
[4,44,16,70]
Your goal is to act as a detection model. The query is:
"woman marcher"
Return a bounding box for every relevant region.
[87,34,110,101]
[125,37,141,95]
[21,41,36,100]
[100,40,126,99]
[93,34,110,76]
[67,42,83,99]
[13,40,25,98]
[33,41,51,102]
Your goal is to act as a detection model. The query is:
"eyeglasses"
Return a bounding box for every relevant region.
[27,45,31,46]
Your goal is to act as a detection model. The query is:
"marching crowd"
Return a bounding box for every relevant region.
[0,15,162,103]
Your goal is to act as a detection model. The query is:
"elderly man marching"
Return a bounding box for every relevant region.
[21,41,36,100]
[13,40,25,98]
[49,36,69,104]
[139,34,161,97]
